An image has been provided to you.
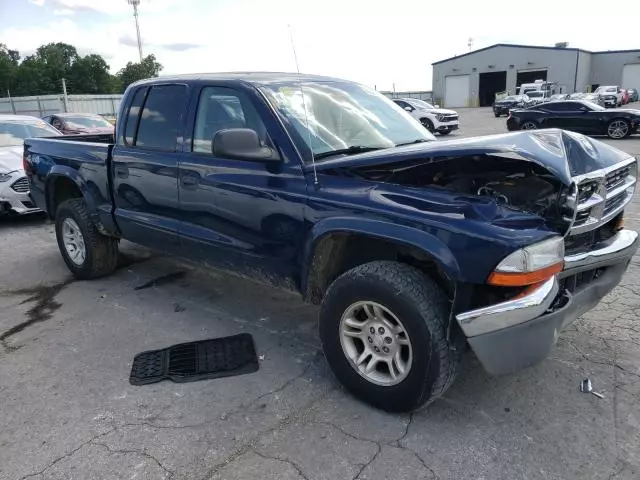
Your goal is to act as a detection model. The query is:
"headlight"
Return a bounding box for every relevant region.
[488,237,564,286]
[0,172,12,183]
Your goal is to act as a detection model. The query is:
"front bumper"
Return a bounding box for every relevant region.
[434,121,459,133]
[493,105,512,115]
[456,229,638,375]
[603,98,618,107]
[0,173,41,216]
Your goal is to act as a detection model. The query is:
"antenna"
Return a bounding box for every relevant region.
[288,24,318,186]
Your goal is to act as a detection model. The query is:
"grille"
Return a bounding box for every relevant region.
[605,165,631,190]
[441,115,458,122]
[571,159,637,235]
[10,177,29,193]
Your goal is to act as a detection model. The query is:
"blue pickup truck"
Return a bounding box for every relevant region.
[24,73,639,412]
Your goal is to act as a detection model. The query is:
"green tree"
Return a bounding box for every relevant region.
[0,44,20,96]
[12,55,47,96]
[68,54,114,94]
[34,42,80,93]
[116,54,163,92]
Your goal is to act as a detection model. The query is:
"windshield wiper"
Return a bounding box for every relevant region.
[395,139,430,147]
[315,146,385,160]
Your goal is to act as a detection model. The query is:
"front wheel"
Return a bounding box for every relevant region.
[55,199,119,279]
[319,261,461,412]
[607,119,630,139]
[439,130,452,135]
[420,118,435,132]
[494,113,501,118]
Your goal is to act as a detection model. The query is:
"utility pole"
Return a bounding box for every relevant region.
[7,90,16,114]
[128,0,143,62]
[61,78,69,112]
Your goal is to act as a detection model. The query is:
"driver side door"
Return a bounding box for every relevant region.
[178,85,308,289]
[542,102,589,132]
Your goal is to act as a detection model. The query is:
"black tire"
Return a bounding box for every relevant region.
[494,113,501,118]
[55,198,118,280]
[520,120,538,130]
[420,118,435,132]
[439,130,451,135]
[319,261,462,412]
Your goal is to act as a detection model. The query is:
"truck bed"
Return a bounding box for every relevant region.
[24,134,117,232]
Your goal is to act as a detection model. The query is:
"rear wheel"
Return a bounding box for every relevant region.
[521,120,538,130]
[55,199,118,279]
[607,119,630,139]
[319,261,461,412]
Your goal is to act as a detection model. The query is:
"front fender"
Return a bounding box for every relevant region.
[301,216,460,297]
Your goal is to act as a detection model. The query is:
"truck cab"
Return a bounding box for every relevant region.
[23,73,639,413]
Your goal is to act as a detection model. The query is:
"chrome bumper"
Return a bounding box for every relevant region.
[456,229,639,338]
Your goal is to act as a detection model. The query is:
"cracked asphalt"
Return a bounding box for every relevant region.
[1,107,640,480]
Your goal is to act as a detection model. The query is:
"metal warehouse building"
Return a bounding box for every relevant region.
[432,44,640,108]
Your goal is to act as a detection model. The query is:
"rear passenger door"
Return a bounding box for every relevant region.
[111,83,187,252]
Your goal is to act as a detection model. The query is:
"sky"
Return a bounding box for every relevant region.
[0,0,639,91]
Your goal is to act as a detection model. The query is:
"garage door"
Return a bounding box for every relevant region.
[444,75,470,108]
[622,64,640,89]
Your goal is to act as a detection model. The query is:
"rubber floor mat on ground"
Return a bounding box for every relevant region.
[129,333,259,385]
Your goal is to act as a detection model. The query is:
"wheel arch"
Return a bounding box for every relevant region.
[45,167,111,234]
[301,217,460,305]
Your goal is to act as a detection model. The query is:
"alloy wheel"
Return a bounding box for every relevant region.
[607,120,629,139]
[62,217,86,265]
[339,301,413,386]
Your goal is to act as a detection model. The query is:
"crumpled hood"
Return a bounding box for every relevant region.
[310,129,635,186]
[0,146,24,173]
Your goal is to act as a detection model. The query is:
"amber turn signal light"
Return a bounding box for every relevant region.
[488,261,564,287]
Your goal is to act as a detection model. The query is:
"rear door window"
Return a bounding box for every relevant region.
[135,84,187,151]
[393,100,411,110]
[123,87,147,145]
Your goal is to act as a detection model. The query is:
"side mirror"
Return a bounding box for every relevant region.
[212,128,280,162]
[404,106,413,112]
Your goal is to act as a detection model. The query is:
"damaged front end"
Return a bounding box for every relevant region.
[315,129,639,375]
[315,129,635,236]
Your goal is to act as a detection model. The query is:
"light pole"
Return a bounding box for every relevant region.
[127,0,143,62]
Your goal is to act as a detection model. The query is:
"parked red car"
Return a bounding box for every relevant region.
[621,89,630,105]
[42,113,115,135]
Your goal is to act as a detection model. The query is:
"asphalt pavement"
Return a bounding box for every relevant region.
[1,108,639,480]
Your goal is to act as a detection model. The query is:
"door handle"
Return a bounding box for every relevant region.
[181,175,199,189]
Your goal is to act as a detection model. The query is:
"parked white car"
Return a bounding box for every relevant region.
[392,98,459,135]
[594,86,623,108]
[0,115,61,216]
